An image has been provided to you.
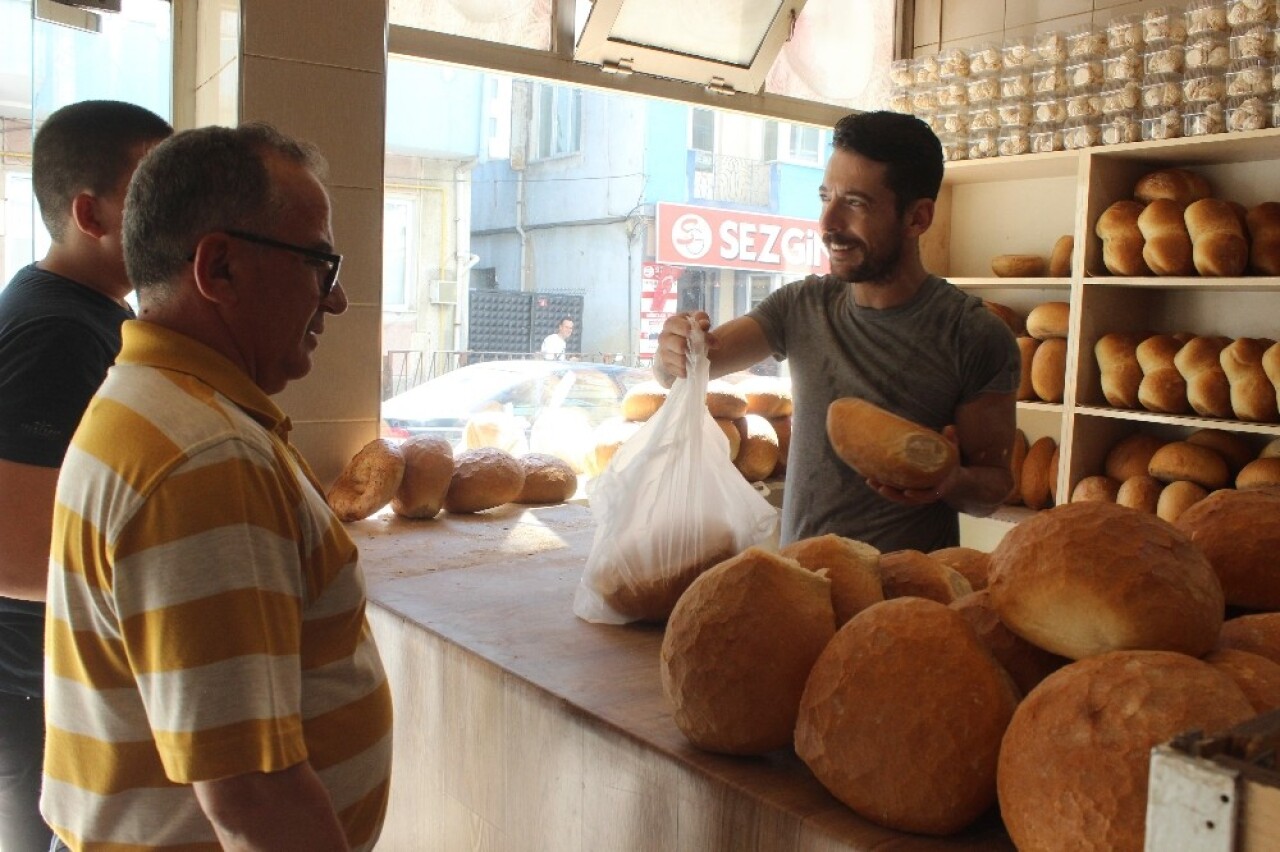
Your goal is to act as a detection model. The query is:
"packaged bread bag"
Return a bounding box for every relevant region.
[573,320,778,624]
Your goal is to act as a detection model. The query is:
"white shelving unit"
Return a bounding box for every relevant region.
[926,128,1280,550]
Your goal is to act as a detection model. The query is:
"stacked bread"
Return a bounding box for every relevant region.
[607,374,791,483]
[1095,167,1278,278]
[1095,331,1280,422]
[1072,427,1280,522]
[327,436,581,521]
[659,501,1280,847]
[1023,302,1070,403]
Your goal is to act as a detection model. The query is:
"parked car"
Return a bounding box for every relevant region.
[380,360,652,462]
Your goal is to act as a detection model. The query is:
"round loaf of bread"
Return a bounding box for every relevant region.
[1238,457,1280,489]
[1021,436,1057,510]
[586,417,642,477]
[733,414,779,482]
[1156,479,1208,523]
[328,438,406,522]
[780,534,883,627]
[988,501,1225,659]
[951,590,1067,696]
[1134,167,1211,205]
[769,415,791,477]
[705,380,748,419]
[878,549,973,604]
[1071,474,1120,503]
[1105,432,1166,482]
[1095,332,1143,409]
[444,447,525,513]
[827,398,957,491]
[1205,649,1280,714]
[736,376,793,418]
[390,435,454,520]
[998,651,1253,852]
[514,452,577,504]
[991,254,1046,278]
[796,597,1020,836]
[661,547,835,755]
[713,416,743,461]
[1175,487,1280,609]
[1016,337,1039,402]
[1026,301,1070,340]
[1049,234,1074,278]
[621,381,668,422]
[1186,427,1257,474]
[1147,440,1230,489]
[1030,337,1067,402]
[1004,429,1028,506]
[1115,474,1164,514]
[930,546,991,591]
[1216,614,1280,665]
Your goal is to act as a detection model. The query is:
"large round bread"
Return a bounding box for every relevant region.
[1216,613,1280,665]
[705,380,748,419]
[1026,301,1070,340]
[1147,440,1229,489]
[327,438,406,522]
[988,501,1225,659]
[390,435,454,519]
[930,546,991,591]
[878,549,973,604]
[795,597,1019,836]
[826,398,957,491]
[998,651,1254,852]
[514,452,577,504]
[779,534,883,627]
[1030,337,1067,402]
[1175,487,1280,610]
[733,414,779,482]
[1204,649,1280,713]
[444,447,525,513]
[621,381,668,422]
[951,590,1067,696]
[660,547,835,755]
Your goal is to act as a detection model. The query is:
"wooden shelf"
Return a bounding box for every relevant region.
[1082,276,1280,291]
[953,277,1073,291]
[1074,405,1280,437]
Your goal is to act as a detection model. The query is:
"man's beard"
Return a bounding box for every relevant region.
[828,230,904,284]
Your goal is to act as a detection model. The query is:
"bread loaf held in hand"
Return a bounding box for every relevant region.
[827,398,957,491]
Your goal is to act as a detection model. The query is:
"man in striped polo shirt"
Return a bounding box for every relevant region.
[42,124,392,851]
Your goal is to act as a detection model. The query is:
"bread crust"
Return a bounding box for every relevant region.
[1138,198,1196,276]
[514,452,578,504]
[1175,336,1234,418]
[1136,334,1189,414]
[1176,488,1280,609]
[1030,337,1067,402]
[1134,167,1212,205]
[1237,457,1280,489]
[1105,432,1167,482]
[879,549,973,604]
[1147,440,1230,489]
[1216,613,1280,665]
[1205,649,1280,714]
[1095,332,1143,409]
[1221,337,1280,422]
[1026,301,1070,339]
[1185,198,1249,277]
[444,447,525,513]
[328,438,406,522]
[826,398,957,491]
[1115,474,1163,514]
[991,254,1046,277]
[951,590,1067,696]
[390,435,454,519]
[1071,474,1120,503]
[1156,479,1208,523]
[930,546,992,591]
[988,501,1225,659]
[780,534,883,627]
[1096,200,1152,276]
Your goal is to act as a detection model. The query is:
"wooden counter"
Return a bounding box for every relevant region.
[353,503,1013,851]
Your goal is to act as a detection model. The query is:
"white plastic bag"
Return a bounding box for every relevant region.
[573,321,779,624]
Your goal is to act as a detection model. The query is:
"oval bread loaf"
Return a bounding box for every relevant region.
[1147,440,1230,490]
[1021,436,1057,510]
[1185,198,1248,277]
[444,447,525,513]
[705,380,748,419]
[1176,488,1280,609]
[991,254,1046,278]
[827,398,957,491]
[1237,457,1280,489]
[1134,167,1212,204]
[1049,234,1074,278]
[514,452,578,504]
[1030,337,1067,403]
[390,435,454,519]
[1105,432,1166,482]
[1186,427,1257,474]
[1115,474,1163,514]
[1156,479,1208,523]
[1025,301,1069,340]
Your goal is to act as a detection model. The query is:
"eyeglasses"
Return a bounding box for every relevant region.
[224,229,342,298]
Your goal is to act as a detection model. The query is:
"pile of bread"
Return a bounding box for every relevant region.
[592,375,792,483]
[1097,330,1280,422]
[1095,167,1280,277]
[659,495,1280,849]
[326,436,580,522]
[1069,427,1280,521]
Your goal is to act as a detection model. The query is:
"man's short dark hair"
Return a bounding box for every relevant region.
[123,123,327,292]
[831,111,944,214]
[32,100,172,241]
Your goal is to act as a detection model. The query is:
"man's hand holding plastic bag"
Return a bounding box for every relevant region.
[573,318,779,624]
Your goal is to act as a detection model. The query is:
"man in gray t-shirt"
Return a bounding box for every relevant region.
[654,111,1019,553]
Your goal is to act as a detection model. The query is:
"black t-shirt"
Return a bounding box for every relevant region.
[0,264,132,697]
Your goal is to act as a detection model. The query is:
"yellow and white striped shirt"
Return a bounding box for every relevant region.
[42,320,392,851]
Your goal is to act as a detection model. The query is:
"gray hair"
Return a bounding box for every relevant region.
[123,123,327,292]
